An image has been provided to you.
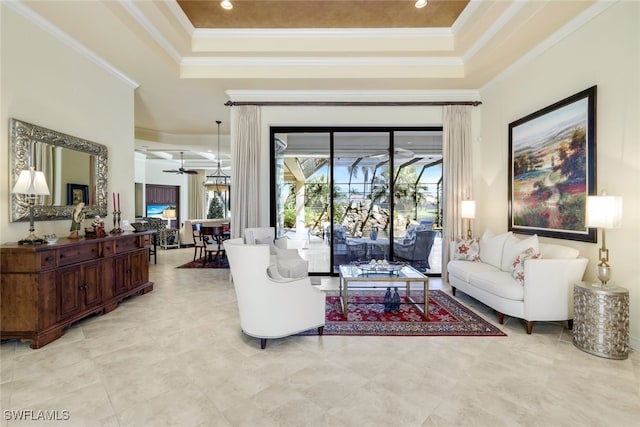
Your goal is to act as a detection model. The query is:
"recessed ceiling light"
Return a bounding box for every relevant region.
[220,0,233,10]
[415,0,427,8]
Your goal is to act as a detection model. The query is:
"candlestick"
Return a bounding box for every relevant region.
[117,193,120,211]
[113,192,116,211]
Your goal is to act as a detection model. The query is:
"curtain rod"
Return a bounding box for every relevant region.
[225,100,482,107]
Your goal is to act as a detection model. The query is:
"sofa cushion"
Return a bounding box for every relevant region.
[469,271,524,301]
[448,259,500,283]
[452,239,480,262]
[539,243,579,259]
[501,234,539,272]
[479,229,512,269]
[511,248,541,285]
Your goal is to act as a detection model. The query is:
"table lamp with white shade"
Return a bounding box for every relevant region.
[461,200,476,240]
[586,194,623,287]
[163,207,177,227]
[12,167,50,245]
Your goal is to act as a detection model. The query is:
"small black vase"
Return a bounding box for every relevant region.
[391,287,401,312]
[383,287,392,312]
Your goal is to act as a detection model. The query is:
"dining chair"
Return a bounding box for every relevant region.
[192,223,207,261]
[200,226,227,265]
[203,225,226,262]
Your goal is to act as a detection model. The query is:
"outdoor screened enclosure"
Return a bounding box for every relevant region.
[271,127,443,275]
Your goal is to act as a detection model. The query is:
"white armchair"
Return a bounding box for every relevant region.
[244,227,309,277]
[224,238,325,349]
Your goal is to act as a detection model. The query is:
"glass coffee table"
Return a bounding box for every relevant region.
[338,263,429,318]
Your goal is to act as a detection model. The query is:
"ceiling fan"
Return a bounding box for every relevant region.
[162,152,198,175]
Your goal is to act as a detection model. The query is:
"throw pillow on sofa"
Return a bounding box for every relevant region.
[479,229,512,269]
[511,248,541,284]
[501,234,539,272]
[452,239,480,262]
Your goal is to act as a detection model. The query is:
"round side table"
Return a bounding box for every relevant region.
[573,282,629,360]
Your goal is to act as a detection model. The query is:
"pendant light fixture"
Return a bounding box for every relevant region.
[204,120,230,192]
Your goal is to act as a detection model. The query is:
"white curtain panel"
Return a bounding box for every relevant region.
[442,105,473,281]
[231,105,260,238]
[188,173,205,219]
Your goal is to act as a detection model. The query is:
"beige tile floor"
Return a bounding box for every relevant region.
[1,246,639,427]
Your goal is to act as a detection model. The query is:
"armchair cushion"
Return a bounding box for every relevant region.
[276,258,308,279]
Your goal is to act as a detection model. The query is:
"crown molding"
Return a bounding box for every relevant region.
[463,0,527,62]
[5,0,139,89]
[182,56,462,67]
[193,27,452,39]
[191,26,454,54]
[451,0,482,35]
[225,90,481,103]
[181,56,464,79]
[164,0,195,37]
[120,0,182,64]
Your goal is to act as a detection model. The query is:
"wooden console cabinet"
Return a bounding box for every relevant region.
[1,232,154,349]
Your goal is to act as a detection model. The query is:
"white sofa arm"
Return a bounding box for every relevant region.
[523,257,588,320]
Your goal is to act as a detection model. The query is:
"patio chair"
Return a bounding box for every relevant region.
[394,229,436,269]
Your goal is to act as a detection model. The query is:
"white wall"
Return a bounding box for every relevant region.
[478,1,639,348]
[1,4,135,241]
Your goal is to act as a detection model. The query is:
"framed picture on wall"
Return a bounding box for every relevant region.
[508,86,597,242]
[67,183,89,206]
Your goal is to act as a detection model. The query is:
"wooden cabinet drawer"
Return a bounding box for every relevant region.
[103,240,115,256]
[114,236,138,253]
[57,243,99,266]
[140,234,153,247]
[40,251,57,270]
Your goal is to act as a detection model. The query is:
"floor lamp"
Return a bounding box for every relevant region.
[12,167,51,245]
[461,200,476,240]
[586,194,623,287]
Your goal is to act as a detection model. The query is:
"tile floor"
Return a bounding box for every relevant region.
[1,247,639,427]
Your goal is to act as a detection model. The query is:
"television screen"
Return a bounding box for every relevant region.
[146,204,171,218]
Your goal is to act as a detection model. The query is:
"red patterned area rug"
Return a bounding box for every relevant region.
[302,289,506,337]
[176,256,229,269]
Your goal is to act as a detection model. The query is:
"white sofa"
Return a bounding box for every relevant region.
[224,238,325,349]
[447,230,588,334]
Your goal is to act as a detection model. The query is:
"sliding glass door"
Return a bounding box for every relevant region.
[332,132,391,269]
[271,127,442,276]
